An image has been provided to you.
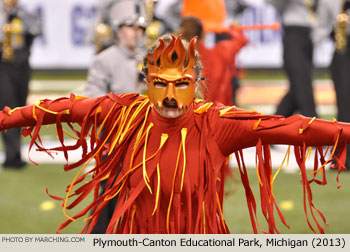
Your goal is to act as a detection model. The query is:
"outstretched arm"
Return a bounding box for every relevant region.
[211,106,350,234]
[211,107,350,156]
[0,93,134,131]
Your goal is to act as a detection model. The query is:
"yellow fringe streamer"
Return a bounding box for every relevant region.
[166,141,183,233]
[273,146,290,182]
[129,205,137,234]
[309,133,340,176]
[97,103,118,137]
[255,160,263,187]
[143,123,154,194]
[62,129,79,140]
[109,101,142,153]
[134,105,152,149]
[202,201,206,234]
[105,133,168,201]
[306,146,312,160]
[62,110,122,221]
[180,128,187,192]
[152,134,169,215]
[119,99,149,144]
[152,164,161,216]
[216,193,227,233]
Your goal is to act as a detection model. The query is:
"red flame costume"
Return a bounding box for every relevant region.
[199,27,248,105]
[0,36,349,234]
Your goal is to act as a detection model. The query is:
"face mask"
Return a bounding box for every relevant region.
[146,35,197,111]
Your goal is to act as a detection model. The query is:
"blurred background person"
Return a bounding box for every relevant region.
[0,0,42,169]
[313,0,350,168]
[84,0,146,233]
[84,0,146,98]
[267,0,318,118]
[178,16,248,105]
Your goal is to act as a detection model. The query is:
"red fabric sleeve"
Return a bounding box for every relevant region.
[211,109,350,157]
[0,93,130,130]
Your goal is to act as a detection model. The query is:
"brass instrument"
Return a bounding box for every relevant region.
[145,0,161,47]
[1,17,23,62]
[334,0,350,53]
[2,23,14,62]
[1,0,17,62]
[94,22,113,53]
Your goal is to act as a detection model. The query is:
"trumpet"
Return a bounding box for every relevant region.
[334,12,349,53]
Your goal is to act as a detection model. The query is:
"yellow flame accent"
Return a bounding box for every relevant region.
[253,119,262,130]
[219,106,237,116]
[7,107,20,115]
[202,201,206,234]
[308,117,316,125]
[194,102,213,114]
[33,100,69,121]
[194,98,204,103]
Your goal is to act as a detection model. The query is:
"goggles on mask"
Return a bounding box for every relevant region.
[146,35,197,110]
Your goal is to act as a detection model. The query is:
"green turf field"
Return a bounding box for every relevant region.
[0,163,349,234]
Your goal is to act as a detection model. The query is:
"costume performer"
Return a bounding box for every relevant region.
[1,35,350,234]
[179,16,248,106]
[0,0,42,168]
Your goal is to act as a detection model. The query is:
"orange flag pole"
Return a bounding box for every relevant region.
[234,22,281,31]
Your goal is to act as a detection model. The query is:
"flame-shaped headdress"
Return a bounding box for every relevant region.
[147,35,198,110]
[147,35,197,81]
